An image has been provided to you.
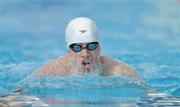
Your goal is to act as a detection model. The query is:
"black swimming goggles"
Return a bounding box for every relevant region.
[69,42,98,52]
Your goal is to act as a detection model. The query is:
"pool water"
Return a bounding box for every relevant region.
[0,0,180,106]
[1,76,180,106]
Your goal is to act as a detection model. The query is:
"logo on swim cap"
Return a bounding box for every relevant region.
[65,17,99,49]
[79,30,87,34]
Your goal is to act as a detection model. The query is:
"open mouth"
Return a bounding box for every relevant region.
[81,60,92,69]
[82,61,90,65]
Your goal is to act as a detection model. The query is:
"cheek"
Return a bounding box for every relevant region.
[72,53,84,62]
[76,52,84,58]
[90,50,100,59]
[69,49,80,57]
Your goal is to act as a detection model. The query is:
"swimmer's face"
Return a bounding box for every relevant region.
[68,42,101,72]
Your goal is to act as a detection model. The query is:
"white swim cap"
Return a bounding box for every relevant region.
[65,17,99,48]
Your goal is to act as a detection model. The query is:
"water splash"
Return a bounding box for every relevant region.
[16,76,148,94]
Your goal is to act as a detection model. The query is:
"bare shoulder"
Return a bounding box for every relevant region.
[100,56,139,78]
[32,55,69,77]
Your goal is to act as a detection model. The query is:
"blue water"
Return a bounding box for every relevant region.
[0,0,180,106]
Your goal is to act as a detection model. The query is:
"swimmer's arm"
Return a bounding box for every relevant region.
[32,63,52,77]
[32,61,68,77]
[123,66,141,80]
[113,62,141,80]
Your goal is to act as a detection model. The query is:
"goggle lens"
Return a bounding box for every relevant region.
[70,42,98,52]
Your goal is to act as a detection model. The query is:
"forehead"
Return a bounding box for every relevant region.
[77,42,91,45]
[72,42,99,45]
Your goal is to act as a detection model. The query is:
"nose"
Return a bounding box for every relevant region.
[81,48,90,56]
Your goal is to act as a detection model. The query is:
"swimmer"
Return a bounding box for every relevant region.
[33,17,140,79]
